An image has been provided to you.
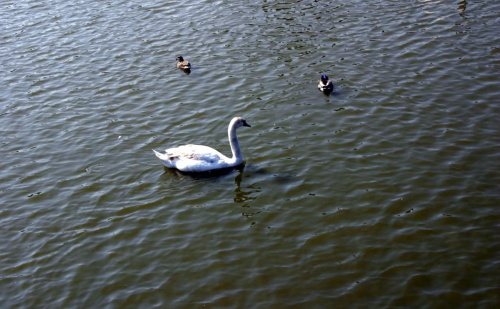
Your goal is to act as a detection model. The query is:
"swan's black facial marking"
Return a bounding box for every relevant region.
[242,119,251,127]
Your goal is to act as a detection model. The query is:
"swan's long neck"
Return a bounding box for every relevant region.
[227,122,243,165]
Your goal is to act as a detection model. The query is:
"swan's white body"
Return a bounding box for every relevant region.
[153,117,251,172]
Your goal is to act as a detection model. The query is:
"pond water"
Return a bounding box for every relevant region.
[1,0,499,307]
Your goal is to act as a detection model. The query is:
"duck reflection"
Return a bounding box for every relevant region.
[457,0,467,19]
[457,0,467,13]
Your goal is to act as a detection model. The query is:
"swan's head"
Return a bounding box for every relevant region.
[176,56,184,62]
[232,117,251,128]
[321,75,329,83]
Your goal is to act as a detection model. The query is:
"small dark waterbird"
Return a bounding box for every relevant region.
[318,74,334,94]
[176,55,191,70]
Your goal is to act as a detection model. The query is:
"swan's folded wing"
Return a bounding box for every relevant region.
[171,145,225,163]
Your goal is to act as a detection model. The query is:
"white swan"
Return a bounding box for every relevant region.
[153,117,251,172]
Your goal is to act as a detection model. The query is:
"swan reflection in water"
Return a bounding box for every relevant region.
[158,164,295,206]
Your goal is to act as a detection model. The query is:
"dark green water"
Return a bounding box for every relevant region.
[1,0,499,307]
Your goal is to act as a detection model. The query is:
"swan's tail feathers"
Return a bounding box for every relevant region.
[153,149,176,169]
[153,149,166,159]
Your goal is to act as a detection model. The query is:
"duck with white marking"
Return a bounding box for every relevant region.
[176,55,191,70]
[318,74,334,94]
[153,117,251,173]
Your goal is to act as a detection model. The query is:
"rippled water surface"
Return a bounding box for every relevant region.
[1,0,499,307]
